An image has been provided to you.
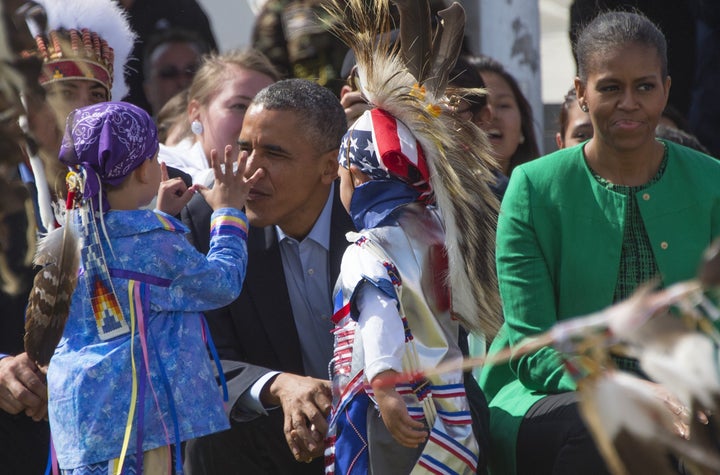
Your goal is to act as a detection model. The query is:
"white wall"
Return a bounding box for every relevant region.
[198,0,256,51]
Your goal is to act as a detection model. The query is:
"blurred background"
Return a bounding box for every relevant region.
[199,0,576,154]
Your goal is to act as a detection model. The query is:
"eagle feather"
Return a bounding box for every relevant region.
[24,211,80,366]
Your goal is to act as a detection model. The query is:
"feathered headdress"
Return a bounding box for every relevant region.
[327,0,503,338]
[29,0,135,99]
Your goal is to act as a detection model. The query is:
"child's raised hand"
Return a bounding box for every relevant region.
[371,370,428,448]
[156,162,198,215]
[198,145,264,211]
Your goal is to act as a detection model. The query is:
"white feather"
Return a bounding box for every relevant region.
[34,0,135,99]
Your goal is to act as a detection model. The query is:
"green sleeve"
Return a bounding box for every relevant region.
[497,168,576,393]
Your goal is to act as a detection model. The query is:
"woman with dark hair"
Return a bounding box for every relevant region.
[464,54,540,177]
[478,10,720,475]
[556,86,593,149]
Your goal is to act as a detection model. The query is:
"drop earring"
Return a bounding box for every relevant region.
[191,120,204,135]
[581,104,589,113]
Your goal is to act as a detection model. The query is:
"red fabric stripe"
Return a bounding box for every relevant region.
[332,302,351,324]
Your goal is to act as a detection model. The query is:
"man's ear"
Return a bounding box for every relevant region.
[320,149,340,184]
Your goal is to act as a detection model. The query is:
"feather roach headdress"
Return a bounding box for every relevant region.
[29,0,135,100]
[327,0,503,338]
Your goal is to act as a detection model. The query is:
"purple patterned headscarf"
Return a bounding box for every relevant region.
[59,101,159,211]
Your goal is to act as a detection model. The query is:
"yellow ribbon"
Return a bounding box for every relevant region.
[114,281,139,474]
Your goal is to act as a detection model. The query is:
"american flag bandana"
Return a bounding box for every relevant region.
[339,108,432,201]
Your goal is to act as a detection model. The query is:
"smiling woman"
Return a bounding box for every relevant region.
[478,10,720,475]
[465,54,540,177]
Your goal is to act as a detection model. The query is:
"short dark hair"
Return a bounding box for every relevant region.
[575,10,667,83]
[251,79,347,153]
[655,125,711,155]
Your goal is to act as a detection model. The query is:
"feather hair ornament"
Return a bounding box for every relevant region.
[325,0,503,338]
[24,170,83,366]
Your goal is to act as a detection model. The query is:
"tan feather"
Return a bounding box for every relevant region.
[24,211,80,366]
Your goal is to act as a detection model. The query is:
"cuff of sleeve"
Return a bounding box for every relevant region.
[233,371,282,419]
[210,209,249,240]
[365,357,403,383]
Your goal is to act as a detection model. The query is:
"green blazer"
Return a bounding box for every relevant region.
[478,140,720,474]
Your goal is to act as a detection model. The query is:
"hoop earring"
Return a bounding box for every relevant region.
[191,120,204,135]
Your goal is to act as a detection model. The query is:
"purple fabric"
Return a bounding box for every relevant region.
[59,101,159,210]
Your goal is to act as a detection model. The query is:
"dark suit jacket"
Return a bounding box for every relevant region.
[181,184,354,414]
[182,185,489,474]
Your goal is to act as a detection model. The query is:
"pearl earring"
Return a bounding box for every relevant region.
[519,135,525,145]
[581,104,589,113]
[191,120,204,135]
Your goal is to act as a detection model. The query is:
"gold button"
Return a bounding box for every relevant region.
[642,193,650,201]
[660,241,668,250]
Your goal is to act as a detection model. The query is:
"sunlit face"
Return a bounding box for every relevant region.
[144,41,202,115]
[576,42,670,154]
[557,100,593,149]
[45,79,108,128]
[238,106,338,239]
[194,65,275,162]
[478,71,523,174]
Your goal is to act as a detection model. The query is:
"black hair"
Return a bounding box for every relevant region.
[251,78,348,153]
[655,125,711,156]
[575,10,667,83]
[464,54,540,175]
[558,86,578,137]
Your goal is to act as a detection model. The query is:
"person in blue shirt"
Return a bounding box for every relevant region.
[42,101,262,474]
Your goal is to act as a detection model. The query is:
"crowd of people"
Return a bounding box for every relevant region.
[2,0,720,474]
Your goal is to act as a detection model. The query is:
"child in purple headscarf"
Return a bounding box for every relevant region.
[46,101,263,474]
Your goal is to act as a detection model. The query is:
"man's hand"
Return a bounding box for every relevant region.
[263,373,332,462]
[371,370,427,448]
[197,146,264,211]
[156,162,197,215]
[0,353,47,421]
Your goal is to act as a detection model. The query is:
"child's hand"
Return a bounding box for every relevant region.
[197,145,264,211]
[156,162,197,215]
[371,370,428,448]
